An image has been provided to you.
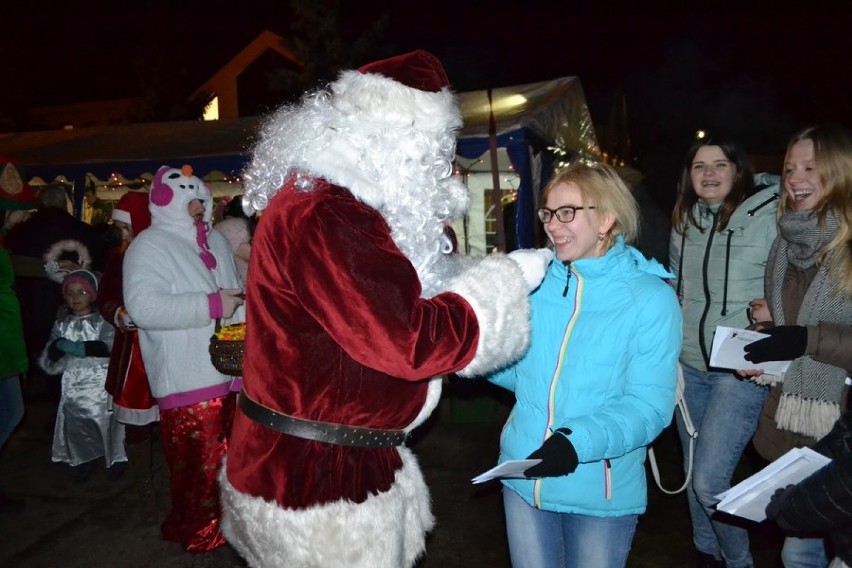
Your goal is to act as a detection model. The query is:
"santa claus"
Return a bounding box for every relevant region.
[220,50,547,568]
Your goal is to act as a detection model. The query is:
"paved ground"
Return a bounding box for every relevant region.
[1,379,785,567]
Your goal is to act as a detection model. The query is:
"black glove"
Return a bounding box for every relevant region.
[524,428,578,478]
[47,339,65,362]
[764,486,788,520]
[83,341,111,357]
[743,325,808,364]
[765,485,796,531]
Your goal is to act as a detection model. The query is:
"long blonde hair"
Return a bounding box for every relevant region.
[782,125,852,296]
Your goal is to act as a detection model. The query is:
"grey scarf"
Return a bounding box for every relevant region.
[757,210,851,438]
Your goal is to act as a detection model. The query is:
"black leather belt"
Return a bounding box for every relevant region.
[237,391,407,448]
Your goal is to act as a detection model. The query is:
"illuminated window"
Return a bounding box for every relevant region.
[203,97,220,121]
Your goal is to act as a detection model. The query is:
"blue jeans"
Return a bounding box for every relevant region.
[675,365,768,568]
[0,376,25,450]
[503,487,638,568]
[782,536,828,568]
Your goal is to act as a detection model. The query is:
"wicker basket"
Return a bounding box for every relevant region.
[209,320,245,376]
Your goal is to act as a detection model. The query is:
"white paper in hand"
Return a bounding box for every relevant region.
[471,459,541,484]
[714,447,831,522]
[710,326,791,375]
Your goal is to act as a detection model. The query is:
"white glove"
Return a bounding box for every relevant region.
[507,248,552,291]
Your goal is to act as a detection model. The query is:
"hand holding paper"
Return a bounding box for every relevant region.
[743,326,807,363]
[471,459,542,484]
[710,326,791,375]
[714,447,830,522]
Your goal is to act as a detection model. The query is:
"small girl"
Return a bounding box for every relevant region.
[39,267,126,482]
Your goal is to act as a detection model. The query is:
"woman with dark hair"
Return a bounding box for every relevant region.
[670,138,780,567]
[742,124,852,568]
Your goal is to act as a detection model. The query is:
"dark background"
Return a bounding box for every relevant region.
[3,0,851,207]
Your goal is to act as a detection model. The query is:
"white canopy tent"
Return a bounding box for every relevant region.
[2,76,599,248]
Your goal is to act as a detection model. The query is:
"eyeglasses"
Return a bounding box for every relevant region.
[691,160,731,174]
[537,206,596,224]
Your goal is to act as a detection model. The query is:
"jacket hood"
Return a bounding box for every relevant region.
[148,165,213,234]
[551,236,675,281]
[696,177,780,213]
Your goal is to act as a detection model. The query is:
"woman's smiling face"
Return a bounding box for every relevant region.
[690,145,736,206]
[542,181,612,262]
[784,138,823,211]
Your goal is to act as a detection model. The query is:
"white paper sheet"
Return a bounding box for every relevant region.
[714,447,831,522]
[471,459,541,484]
[710,326,791,375]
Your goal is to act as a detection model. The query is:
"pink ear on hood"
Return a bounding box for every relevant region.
[150,165,174,207]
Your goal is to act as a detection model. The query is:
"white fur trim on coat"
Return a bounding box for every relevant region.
[38,347,67,377]
[448,254,532,377]
[220,447,434,568]
[404,376,442,432]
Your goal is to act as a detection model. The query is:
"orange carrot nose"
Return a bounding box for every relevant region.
[182,164,193,177]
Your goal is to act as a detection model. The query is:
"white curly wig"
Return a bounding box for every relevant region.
[242,68,471,296]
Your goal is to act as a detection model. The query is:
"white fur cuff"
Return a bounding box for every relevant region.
[448,254,531,377]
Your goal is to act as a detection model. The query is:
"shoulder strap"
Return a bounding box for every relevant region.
[648,363,697,495]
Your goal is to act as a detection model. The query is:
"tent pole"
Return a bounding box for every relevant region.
[487,88,506,253]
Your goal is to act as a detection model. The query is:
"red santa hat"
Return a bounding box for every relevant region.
[61,268,99,301]
[357,50,450,93]
[111,190,151,233]
[330,50,461,135]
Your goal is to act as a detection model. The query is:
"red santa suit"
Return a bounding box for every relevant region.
[221,51,535,568]
[99,190,158,426]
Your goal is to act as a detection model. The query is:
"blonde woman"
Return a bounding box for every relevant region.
[743,124,852,568]
[488,163,682,568]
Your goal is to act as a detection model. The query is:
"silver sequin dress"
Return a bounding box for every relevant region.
[39,311,126,467]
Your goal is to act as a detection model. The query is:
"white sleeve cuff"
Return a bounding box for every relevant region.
[447,254,531,377]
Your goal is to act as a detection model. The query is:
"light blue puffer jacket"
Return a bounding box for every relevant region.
[489,237,682,516]
[670,176,780,371]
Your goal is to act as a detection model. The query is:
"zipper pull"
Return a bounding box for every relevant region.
[562,261,571,297]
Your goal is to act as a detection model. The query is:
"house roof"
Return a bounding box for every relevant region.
[191,29,300,101]
[4,75,596,166]
[0,118,261,167]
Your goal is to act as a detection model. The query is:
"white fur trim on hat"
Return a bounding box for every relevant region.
[43,239,92,283]
[112,208,132,225]
[448,254,532,377]
[332,70,461,136]
[220,447,434,568]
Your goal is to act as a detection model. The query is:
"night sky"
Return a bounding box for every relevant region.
[4,0,852,194]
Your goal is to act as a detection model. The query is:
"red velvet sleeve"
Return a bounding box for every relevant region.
[252,185,479,382]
